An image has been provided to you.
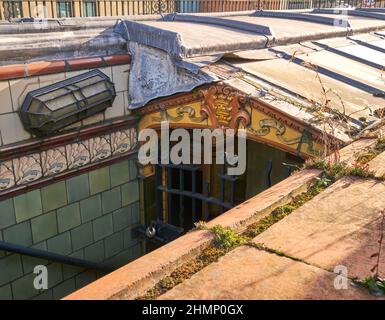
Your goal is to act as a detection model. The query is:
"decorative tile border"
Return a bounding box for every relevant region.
[0,127,137,195]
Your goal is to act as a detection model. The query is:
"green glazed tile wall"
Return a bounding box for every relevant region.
[0,156,143,300]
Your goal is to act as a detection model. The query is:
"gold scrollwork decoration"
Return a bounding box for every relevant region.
[247,119,315,154]
[152,106,206,123]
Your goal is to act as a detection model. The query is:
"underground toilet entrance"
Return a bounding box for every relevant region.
[138,136,304,253]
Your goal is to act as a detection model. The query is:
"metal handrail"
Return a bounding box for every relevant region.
[0,240,113,272]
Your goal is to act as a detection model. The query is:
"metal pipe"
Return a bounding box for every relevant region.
[0,240,113,272]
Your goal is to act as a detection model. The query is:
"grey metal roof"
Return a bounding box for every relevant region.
[0,9,384,140]
[114,10,385,129]
[114,9,385,59]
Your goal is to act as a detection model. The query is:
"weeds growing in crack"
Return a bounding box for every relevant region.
[243,177,329,239]
[209,225,248,250]
[193,220,208,230]
[304,135,385,181]
[304,159,377,181]
[353,277,385,296]
[248,243,306,263]
[135,246,227,300]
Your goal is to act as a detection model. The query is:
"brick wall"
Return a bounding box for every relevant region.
[0,156,144,300]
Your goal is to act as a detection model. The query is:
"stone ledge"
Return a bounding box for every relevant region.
[63,168,321,300]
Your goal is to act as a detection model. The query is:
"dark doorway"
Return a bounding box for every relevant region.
[167,165,203,230]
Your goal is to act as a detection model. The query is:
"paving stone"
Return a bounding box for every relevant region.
[0,284,12,300]
[104,231,124,259]
[41,181,67,212]
[0,254,23,286]
[254,176,385,280]
[334,138,377,163]
[31,211,57,243]
[80,194,102,223]
[3,221,32,247]
[89,167,110,195]
[47,232,72,256]
[101,187,121,214]
[121,181,139,206]
[66,173,90,203]
[110,161,129,187]
[0,198,16,229]
[368,151,385,179]
[71,222,93,251]
[93,214,113,241]
[112,206,131,232]
[57,203,81,233]
[13,189,42,223]
[84,240,105,263]
[11,273,40,300]
[52,278,76,299]
[160,247,373,300]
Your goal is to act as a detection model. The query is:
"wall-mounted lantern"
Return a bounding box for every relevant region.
[20,69,116,136]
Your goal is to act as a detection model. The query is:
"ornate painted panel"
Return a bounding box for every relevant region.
[138,82,327,159]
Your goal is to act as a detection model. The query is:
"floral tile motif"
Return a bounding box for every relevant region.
[0,127,137,194]
[41,147,67,176]
[66,140,91,170]
[13,153,42,185]
[130,128,137,149]
[89,135,112,162]
[0,161,15,191]
[111,129,131,155]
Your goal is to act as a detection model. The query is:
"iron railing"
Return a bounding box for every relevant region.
[1,0,384,20]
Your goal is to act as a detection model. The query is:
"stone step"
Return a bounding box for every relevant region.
[368,151,385,179]
[254,176,385,280]
[159,246,374,300]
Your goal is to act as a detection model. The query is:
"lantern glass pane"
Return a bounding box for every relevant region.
[20,69,116,135]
